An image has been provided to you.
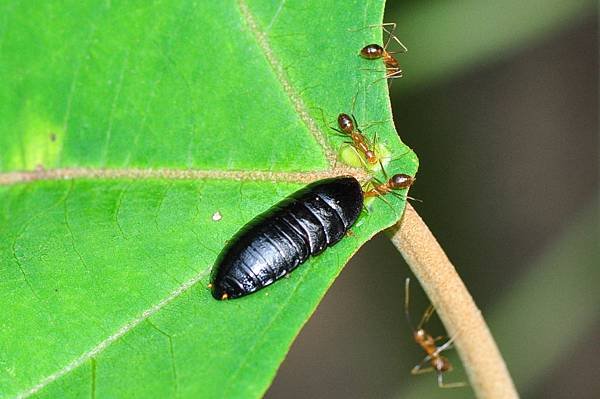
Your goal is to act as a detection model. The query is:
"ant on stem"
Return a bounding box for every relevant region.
[404,278,467,389]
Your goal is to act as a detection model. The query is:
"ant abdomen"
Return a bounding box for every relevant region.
[364,149,377,164]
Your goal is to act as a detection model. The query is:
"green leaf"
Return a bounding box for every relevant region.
[0,1,417,397]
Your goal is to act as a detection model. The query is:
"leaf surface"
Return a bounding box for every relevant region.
[0,1,418,397]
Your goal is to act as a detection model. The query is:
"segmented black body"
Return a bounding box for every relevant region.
[211,176,363,300]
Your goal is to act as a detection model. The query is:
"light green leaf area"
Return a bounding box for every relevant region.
[0,1,417,398]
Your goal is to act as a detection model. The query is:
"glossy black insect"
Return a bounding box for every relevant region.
[210,176,363,300]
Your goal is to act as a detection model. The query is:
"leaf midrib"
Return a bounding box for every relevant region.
[0,167,368,187]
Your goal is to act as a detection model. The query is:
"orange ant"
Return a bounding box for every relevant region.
[318,98,386,169]
[404,278,467,389]
[358,23,407,81]
[361,167,417,219]
[335,113,379,166]
[363,172,414,198]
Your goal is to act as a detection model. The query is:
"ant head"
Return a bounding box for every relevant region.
[337,113,354,133]
[389,173,414,190]
[360,43,384,59]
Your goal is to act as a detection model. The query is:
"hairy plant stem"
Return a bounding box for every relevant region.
[387,203,519,399]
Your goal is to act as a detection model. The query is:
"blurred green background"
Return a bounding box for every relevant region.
[267,1,598,398]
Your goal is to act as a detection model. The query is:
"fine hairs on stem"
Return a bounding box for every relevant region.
[387,203,519,399]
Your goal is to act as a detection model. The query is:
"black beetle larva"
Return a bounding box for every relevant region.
[210,176,363,300]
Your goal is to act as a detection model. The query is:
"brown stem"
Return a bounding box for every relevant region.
[386,203,519,399]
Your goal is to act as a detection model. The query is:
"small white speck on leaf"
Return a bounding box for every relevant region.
[212,211,222,221]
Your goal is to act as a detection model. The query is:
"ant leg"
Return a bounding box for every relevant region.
[379,22,397,33]
[373,132,392,167]
[388,69,405,91]
[371,175,385,185]
[365,71,403,91]
[404,278,415,330]
[315,106,329,125]
[386,69,404,79]
[363,69,403,90]
[382,23,396,51]
[360,119,390,133]
[437,373,467,389]
[360,67,388,73]
[377,194,400,218]
[342,143,370,169]
[378,23,408,52]
[330,128,348,137]
[411,356,434,375]
[363,180,384,197]
[387,190,422,204]
[353,146,371,169]
[362,67,403,80]
[316,107,347,137]
[358,23,408,52]
[379,160,390,181]
[434,335,459,355]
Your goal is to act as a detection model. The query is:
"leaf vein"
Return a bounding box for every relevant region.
[63,180,91,272]
[113,182,131,239]
[15,269,211,399]
[237,0,336,166]
[60,23,99,166]
[101,48,130,166]
[11,243,39,300]
[224,268,309,395]
[146,320,179,396]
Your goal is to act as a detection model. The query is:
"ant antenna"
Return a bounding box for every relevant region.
[417,304,436,330]
[376,23,408,53]
[350,23,409,53]
[351,86,361,120]
[404,278,416,332]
